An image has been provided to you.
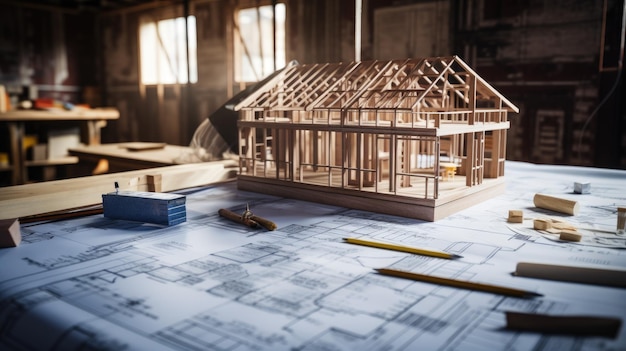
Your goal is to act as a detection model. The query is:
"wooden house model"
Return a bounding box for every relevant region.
[234,56,519,221]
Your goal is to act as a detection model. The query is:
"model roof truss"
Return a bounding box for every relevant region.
[236,56,519,221]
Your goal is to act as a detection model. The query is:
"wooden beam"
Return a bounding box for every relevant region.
[0,161,237,221]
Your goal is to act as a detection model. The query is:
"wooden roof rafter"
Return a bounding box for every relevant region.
[339,60,407,110]
[352,58,438,111]
[318,60,397,111]
[386,58,451,110]
[269,63,333,108]
[237,56,519,124]
[407,57,476,111]
[411,59,456,110]
[245,62,334,110]
[233,60,299,110]
[440,61,477,107]
[308,61,371,108]
[246,63,322,109]
[304,61,366,110]
[381,58,428,92]
[289,62,355,108]
[452,56,519,113]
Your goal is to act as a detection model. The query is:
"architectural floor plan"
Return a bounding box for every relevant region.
[1,161,625,350]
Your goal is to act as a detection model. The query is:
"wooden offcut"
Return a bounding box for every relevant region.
[533,218,552,230]
[507,210,523,223]
[0,161,237,221]
[559,229,582,242]
[0,218,21,248]
[534,193,580,215]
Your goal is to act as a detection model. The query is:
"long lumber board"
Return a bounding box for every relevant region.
[0,161,237,220]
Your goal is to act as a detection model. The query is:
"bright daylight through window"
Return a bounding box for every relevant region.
[236,3,286,82]
[140,16,198,85]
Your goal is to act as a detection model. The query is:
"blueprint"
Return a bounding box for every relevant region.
[1,161,625,351]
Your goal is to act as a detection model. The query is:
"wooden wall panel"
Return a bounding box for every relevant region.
[1,0,623,170]
[454,0,623,168]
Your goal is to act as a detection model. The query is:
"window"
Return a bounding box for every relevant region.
[140,16,198,85]
[235,3,286,82]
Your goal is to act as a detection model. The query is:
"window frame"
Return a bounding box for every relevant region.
[233,2,286,84]
[139,11,198,86]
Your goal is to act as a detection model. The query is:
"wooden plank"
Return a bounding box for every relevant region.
[0,161,237,220]
[68,143,192,168]
[24,156,79,167]
[0,108,119,121]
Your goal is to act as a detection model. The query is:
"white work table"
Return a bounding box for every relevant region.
[0,161,625,350]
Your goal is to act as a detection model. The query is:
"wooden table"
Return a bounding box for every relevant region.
[0,108,119,184]
[69,142,196,173]
[0,161,237,221]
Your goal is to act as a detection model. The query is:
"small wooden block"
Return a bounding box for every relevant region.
[559,230,582,242]
[507,210,523,223]
[533,218,552,230]
[0,218,21,248]
[551,221,577,231]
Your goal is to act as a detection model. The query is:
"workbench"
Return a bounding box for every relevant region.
[68,142,195,173]
[0,161,625,351]
[0,108,119,184]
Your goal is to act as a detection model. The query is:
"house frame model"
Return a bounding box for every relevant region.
[234,56,519,221]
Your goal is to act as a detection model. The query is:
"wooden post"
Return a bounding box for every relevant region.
[465,132,474,186]
[469,74,476,125]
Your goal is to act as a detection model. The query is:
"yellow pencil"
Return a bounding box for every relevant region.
[375,268,543,298]
[343,237,462,259]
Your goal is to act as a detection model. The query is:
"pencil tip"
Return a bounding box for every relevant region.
[526,292,543,298]
[451,254,463,259]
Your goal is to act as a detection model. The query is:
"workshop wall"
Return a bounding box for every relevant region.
[0,2,98,104]
[1,0,623,169]
[98,0,357,147]
[453,0,624,168]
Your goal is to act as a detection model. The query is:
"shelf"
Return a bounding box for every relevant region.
[1,106,119,185]
[25,156,79,167]
[0,164,13,172]
[0,108,120,121]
